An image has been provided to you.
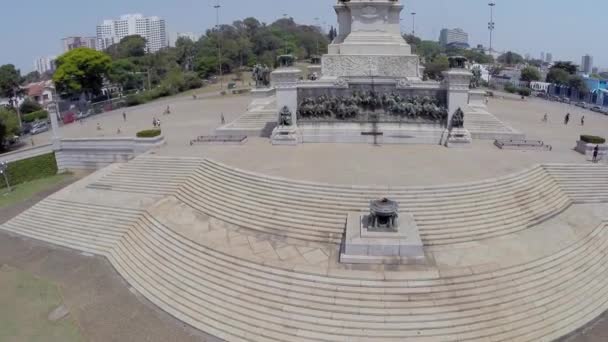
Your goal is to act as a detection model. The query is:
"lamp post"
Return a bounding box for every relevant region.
[0,161,11,193]
[314,17,320,56]
[411,12,416,36]
[488,2,496,54]
[214,0,223,89]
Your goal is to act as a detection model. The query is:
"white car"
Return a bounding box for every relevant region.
[31,122,49,135]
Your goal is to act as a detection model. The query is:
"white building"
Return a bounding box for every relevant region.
[96,14,168,53]
[439,28,469,48]
[34,56,56,74]
[62,36,97,52]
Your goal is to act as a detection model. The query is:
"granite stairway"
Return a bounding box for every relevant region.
[215,98,278,137]
[87,156,203,195]
[544,164,608,203]
[0,198,142,255]
[107,213,608,342]
[464,106,524,140]
[176,160,573,246]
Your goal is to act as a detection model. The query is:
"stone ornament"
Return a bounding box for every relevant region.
[451,108,465,128]
[252,64,271,88]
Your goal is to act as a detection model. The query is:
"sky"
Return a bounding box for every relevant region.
[0,0,603,73]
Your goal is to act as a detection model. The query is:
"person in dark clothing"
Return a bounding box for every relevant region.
[593,145,600,163]
[564,113,570,125]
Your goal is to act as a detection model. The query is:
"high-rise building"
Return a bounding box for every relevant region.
[62,36,97,52]
[546,53,553,64]
[439,28,469,49]
[540,52,545,62]
[581,54,594,74]
[34,56,56,74]
[96,14,168,53]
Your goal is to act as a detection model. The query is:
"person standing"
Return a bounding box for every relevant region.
[542,113,548,123]
[564,113,570,125]
[123,112,127,122]
[581,116,585,126]
[221,113,225,125]
[593,145,600,163]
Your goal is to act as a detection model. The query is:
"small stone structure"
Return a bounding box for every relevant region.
[495,139,552,151]
[190,135,247,146]
[575,140,607,159]
[341,198,425,265]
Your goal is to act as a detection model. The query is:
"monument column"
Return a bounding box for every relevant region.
[443,57,473,126]
[270,62,301,145]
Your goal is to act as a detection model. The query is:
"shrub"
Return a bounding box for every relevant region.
[125,94,144,107]
[22,110,49,123]
[580,135,606,144]
[136,129,161,138]
[504,83,517,94]
[19,99,43,114]
[1,153,58,189]
[517,88,532,97]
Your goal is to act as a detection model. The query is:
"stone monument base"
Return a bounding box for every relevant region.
[340,212,425,265]
[445,128,473,148]
[271,126,301,146]
[298,122,445,145]
[251,88,275,98]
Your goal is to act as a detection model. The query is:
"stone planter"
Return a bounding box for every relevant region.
[575,141,607,158]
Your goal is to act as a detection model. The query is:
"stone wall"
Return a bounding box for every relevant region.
[55,136,166,172]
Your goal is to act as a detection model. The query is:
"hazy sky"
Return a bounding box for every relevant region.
[0,0,602,72]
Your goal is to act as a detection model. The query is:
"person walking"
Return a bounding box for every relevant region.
[581,116,585,126]
[564,113,570,125]
[593,145,600,163]
[221,113,225,125]
[122,112,127,122]
[542,113,548,123]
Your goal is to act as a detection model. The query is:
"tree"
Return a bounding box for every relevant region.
[108,59,143,91]
[463,50,493,64]
[568,75,588,94]
[424,55,449,80]
[417,41,441,62]
[552,61,577,75]
[175,37,197,71]
[0,64,22,107]
[19,98,42,114]
[0,107,20,150]
[106,35,147,59]
[53,48,112,98]
[21,71,42,84]
[520,66,541,82]
[497,51,524,65]
[546,68,570,84]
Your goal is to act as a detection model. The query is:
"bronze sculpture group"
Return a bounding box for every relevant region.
[298,91,448,122]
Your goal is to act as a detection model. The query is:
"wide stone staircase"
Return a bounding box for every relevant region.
[544,164,608,203]
[216,97,278,137]
[107,214,608,342]
[87,156,203,196]
[0,198,142,255]
[464,106,525,140]
[177,160,573,246]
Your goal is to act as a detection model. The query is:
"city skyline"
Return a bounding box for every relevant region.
[1,0,606,72]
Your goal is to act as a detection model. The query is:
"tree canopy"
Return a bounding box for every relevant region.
[520,66,542,82]
[552,61,577,75]
[497,51,524,66]
[106,35,148,59]
[546,68,570,84]
[0,64,22,105]
[53,48,112,98]
[0,107,20,149]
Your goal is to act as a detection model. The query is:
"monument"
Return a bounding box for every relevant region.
[340,198,425,265]
[269,0,473,145]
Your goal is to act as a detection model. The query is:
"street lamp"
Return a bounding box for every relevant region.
[411,12,416,36]
[0,161,11,193]
[314,17,320,56]
[488,2,496,54]
[214,0,223,89]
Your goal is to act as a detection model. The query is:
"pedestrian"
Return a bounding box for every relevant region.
[581,116,585,126]
[117,128,122,135]
[96,123,102,131]
[152,117,157,128]
[593,145,600,163]
[221,113,225,125]
[123,112,127,122]
[164,105,171,115]
[542,113,548,123]
[564,113,570,125]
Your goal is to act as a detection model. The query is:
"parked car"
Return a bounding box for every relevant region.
[76,110,92,120]
[30,121,49,135]
[591,106,603,113]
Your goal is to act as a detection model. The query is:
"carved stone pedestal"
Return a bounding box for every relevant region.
[271,126,301,146]
[445,128,473,148]
[340,212,425,265]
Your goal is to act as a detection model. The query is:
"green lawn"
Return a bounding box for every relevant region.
[0,174,73,208]
[0,265,83,342]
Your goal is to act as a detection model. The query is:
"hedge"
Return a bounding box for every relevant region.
[22,110,49,123]
[136,129,161,138]
[580,135,606,144]
[0,152,58,189]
